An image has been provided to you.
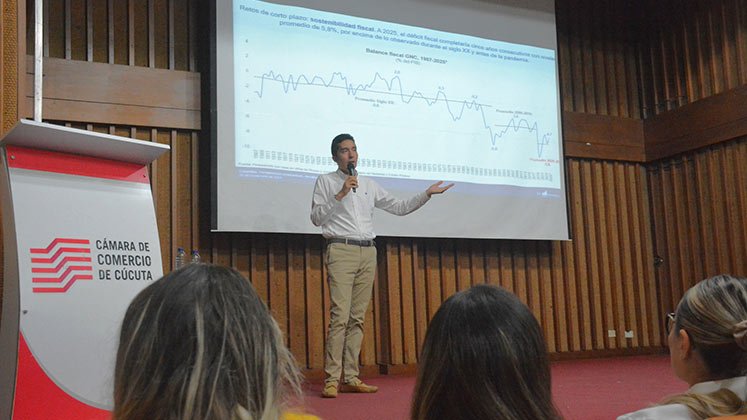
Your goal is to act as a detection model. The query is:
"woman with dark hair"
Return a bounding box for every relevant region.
[113,263,317,420]
[410,284,562,420]
[618,274,747,419]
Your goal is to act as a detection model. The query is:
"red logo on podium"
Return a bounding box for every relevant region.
[30,238,93,293]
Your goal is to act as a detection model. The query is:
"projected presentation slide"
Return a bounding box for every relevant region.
[214,0,569,239]
[233,1,560,190]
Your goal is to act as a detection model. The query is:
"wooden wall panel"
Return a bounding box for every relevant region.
[557,0,646,162]
[644,84,747,161]
[648,138,747,314]
[22,57,200,129]
[563,111,645,163]
[556,0,642,118]
[642,0,747,318]
[0,0,24,318]
[639,0,747,118]
[376,159,660,362]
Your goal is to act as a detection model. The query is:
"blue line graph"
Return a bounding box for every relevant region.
[253,70,553,158]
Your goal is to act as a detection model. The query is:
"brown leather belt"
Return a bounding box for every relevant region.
[327,238,376,247]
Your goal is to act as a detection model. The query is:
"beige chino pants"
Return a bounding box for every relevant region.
[323,242,377,385]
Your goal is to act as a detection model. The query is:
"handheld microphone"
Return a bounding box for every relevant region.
[347,162,357,193]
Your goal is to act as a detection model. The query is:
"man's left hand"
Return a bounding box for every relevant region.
[426,181,454,197]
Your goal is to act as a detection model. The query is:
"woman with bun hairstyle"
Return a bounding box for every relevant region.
[619,274,747,419]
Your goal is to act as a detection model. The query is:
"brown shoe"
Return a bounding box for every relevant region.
[339,378,378,393]
[321,383,338,398]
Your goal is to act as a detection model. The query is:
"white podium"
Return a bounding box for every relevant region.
[0,120,169,419]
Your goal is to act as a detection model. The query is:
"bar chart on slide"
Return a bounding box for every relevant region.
[233,0,561,189]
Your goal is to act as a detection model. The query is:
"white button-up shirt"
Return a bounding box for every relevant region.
[310,169,430,240]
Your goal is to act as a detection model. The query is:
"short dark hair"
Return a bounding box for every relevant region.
[411,284,561,420]
[331,133,355,156]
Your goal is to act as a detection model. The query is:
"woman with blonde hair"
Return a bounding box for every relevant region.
[113,263,316,420]
[410,284,562,420]
[619,274,747,419]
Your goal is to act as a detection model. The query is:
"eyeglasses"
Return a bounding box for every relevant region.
[665,312,676,335]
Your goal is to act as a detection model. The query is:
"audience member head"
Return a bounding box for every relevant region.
[410,284,561,420]
[113,263,301,420]
[662,274,747,417]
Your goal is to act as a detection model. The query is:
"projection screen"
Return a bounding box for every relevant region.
[211,0,569,240]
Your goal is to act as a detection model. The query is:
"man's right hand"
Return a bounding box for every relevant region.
[335,176,358,200]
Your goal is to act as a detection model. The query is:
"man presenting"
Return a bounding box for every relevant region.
[310,133,453,398]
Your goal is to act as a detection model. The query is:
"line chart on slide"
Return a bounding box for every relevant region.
[236,66,560,187]
[252,70,553,159]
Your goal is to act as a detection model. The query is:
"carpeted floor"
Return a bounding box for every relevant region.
[299,354,687,420]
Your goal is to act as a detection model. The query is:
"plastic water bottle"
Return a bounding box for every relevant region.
[191,249,201,264]
[175,247,186,269]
